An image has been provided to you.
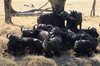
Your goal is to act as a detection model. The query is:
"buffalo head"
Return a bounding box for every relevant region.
[88,27,99,38]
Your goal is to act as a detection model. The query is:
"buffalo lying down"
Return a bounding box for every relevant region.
[74,40,95,57]
[42,33,63,57]
[21,26,49,41]
[70,30,98,56]
[4,23,99,57]
[4,34,43,56]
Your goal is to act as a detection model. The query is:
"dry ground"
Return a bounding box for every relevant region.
[0,0,100,66]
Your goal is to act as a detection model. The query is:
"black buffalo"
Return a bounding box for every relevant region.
[82,27,99,38]
[74,40,94,57]
[42,33,63,57]
[21,27,49,41]
[33,24,53,31]
[4,34,43,56]
[66,11,82,29]
[37,13,65,28]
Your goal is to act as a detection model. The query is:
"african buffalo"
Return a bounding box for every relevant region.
[21,27,49,41]
[4,34,43,56]
[82,27,99,38]
[42,33,63,57]
[33,24,53,31]
[74,39,94,57]
[66,11,82,29]
[37,13,65,28]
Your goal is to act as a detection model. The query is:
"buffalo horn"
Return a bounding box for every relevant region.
[21,26,24,32]
[6,33,11,39]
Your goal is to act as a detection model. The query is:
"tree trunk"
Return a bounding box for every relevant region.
[48,0,66,14]
[4,0,13,24]
[90,0,96,17]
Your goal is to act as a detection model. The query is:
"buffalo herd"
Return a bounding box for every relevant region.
[3,11,99,57]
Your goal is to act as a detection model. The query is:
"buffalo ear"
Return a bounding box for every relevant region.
[6,33,11,39]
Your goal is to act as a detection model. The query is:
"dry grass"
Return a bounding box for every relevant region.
[0,0,100,66]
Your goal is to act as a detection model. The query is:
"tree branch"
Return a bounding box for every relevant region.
[11,8,52,16]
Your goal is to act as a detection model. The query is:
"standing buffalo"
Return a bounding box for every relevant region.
[37,13,65,28]
[38,0,67,28]
[66,11,82,29]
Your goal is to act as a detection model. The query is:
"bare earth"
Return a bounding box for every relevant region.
[0,0,100,66]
